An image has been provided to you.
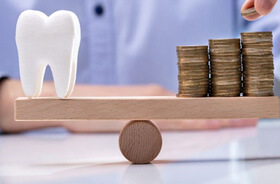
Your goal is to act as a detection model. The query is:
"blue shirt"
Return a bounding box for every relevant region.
[0,0,279,95]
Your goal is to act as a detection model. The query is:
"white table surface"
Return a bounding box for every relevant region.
[1,119,280,184]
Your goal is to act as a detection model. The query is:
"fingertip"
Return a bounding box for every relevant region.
[241,0,255,12]
[243,14,262,21]
[255,0,277,15]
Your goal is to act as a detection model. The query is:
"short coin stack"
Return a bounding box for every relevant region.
[241,32,274,96]
[176,46,209,97]
[209,39,241,97]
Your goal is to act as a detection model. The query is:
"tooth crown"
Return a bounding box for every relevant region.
[16,10,81,98]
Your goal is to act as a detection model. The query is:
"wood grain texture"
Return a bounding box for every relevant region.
[119,120,162,164]
[15,96,279,121]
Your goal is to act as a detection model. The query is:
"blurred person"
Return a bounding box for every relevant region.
[0,0,277,133]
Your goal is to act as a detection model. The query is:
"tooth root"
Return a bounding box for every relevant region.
[65,61,77,98]
[50,61,73,98]
[19,62,46,98]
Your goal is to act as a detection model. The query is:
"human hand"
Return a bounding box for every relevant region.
[0,79,61,133]
[65,86,258,132]
[241,0,278,21]
[0,79,174,133]
[155,119,258,131]
[63,119,258,133]
[0,79,257,133]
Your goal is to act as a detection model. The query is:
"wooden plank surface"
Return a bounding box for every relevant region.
[15,96,279,121]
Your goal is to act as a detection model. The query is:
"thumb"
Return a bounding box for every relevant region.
[241,0,261,20]
[255,0,277,15]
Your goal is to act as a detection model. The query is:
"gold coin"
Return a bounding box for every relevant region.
[242,47,272,55]
[244,88,273,93]
[244,83,274,87]
[211,66,241,71]
[212,78,241,83]
[177,49,207,53]
[243,62,274,67]
[212,91,241,95]
[244,81,274,86]
[179,88,208,93]
[212,76,241,81]
[179,82,209,87]
[244,79,274,83]
[209,38,240,45]
[177,53,208,58]
[212,82,241,87]
[177,60,208,64]
[178,77,208,81]
[178,73,209,77]
[210,47,240,52]
[178,78,209,82]
[211,62,241,66]
[176,93,207,97]
[211,58,241,63]
[243,60,274,64]
[211,64,241,68]
[212,87,241,91]
[243,54,273,59]
[241,32,272,37]
[178,64,208,68]
[210,54,241,59]
[241,7,258,16]
[242,42,273,47]
[210,52,240,56]
[179,91,208,95]
[241,39,273,45]
[212,80,241,85]
[244,79,274,84]
[178,74,209,78]
[243,73,274,78]
[211,92,240,97]
[210,48,240,54]
[177,45,208,50]
[179,88,206,92]
[212,86,241,91]
[243,92,274,97]
[243,68,274,72]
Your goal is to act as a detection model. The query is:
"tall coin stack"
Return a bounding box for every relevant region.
[176,46,209,97]
[209,39,242,97]
[241,32,274,96]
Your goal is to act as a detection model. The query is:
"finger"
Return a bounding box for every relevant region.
[229,119,258,127]
[64,120,126,133]
[157,119,225,131]
[255,0,277,15]
[156,120,217,130]
[205,119,257,129]
[194,119,258,129]
[216,119,257,128]
[156,119,258,131]
[241,0,262,21]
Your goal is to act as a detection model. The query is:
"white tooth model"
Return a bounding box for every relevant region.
[16,10,81,98]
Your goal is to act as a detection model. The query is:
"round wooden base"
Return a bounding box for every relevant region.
[119,120,162,164]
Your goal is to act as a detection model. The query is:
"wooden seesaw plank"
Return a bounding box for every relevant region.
[15,96,279,121]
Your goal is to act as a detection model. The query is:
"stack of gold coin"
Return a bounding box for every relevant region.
[176,46,209,97]
[241,32,274,96]
[209,39,241,97]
